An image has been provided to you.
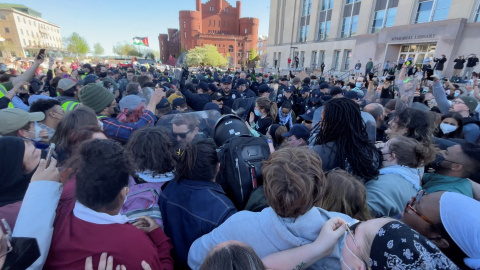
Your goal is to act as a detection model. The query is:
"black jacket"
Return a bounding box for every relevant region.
[433,57,447,71]
[453,58,466,69]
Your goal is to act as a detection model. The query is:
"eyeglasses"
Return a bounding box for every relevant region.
[342,222,368,270]
[172,130,192,139]
[404,190,441,231]
[451,100,465,105]
[0,219,12,259]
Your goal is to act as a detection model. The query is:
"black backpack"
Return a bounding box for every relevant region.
[216,135,270,210]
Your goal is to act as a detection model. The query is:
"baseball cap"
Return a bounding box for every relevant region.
[299,110,314,122]
[221,76,233,84]
[212,92,225,101]
[236,79,248,87]
[310,89,321,102]
[57,78,76,90]
[172,98,186,108]
[459,96,479,113]
[281,124,310,140]
[156,98,170,110]
[344,91,359,100]
[0,108,45,136]
[208,83,218,93]
[84,74,99,85]
[280,77,289,82]
[119,95,144,111]
[204,102,221,113]
[319,82,330,90]
[300,86,311,94]
[140,66,147,72]
[258,84,271,94]
[285,86,294,93]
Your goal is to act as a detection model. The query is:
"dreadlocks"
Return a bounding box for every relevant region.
[314,98,380,180]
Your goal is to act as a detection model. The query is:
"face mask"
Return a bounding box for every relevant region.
[254,110,261,117]
[281,113,289,118]
[440,123,458,134]
[99,72,107,78]
[355,82,362,88]
[34,122,42,142]
[454,92,460,97]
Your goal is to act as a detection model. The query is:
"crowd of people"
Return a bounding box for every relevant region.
[0,50,480,270]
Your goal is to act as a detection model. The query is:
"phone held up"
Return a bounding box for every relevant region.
[46,143,55,167]
[36,49,46,60]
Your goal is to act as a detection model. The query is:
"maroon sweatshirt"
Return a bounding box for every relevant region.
[43,180,174,270]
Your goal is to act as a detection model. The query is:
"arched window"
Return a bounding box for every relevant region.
[228,45,233,52]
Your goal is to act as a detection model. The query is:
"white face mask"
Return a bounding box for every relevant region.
[34,122,42,141]
[440,123,458,134]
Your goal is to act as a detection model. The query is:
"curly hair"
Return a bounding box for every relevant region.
[394,108,435,144]
[175,139,218,182]
[314,98,380,180]
[65,139,130,212]
[125,127,176,179]
[263,147,325,218]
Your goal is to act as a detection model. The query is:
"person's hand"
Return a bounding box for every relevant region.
[34,51,46,65]
[430,75,440,83]
[132,216,160,233]
[148,89,166,106]
[39,129,49,141]
[245,121,251,130]
[249,111,255,124]
[312,217,347,255]
[30,158,60,183]
[85,252,152,270]
[11,81,29,94]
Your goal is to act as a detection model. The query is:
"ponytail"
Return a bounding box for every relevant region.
[174,140,218,182]
[256,97,277,120]
[270,101,278,120]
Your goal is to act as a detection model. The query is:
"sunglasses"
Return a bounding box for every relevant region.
[404,190,442,232]
[172,130,192,139]
[343,222,368,270]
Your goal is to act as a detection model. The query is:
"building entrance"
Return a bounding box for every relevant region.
[398,43,436,69]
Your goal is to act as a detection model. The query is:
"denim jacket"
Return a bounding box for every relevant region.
[159,179,236,269]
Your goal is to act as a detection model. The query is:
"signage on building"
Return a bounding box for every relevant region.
[391,34,437,41]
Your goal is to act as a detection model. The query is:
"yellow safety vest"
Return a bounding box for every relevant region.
[0,84,14,108]
[97,115,108,120]
[61,101,79,112]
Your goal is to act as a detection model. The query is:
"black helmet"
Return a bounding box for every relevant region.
[213,114,250,146]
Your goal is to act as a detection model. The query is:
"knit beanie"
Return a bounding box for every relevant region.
[459,96,479,114]
[167,93,183,105]
[79,84,115,113]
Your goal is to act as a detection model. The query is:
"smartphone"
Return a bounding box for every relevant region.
[46,143,55,167]
[405,61,411,66]
[37,49,46,60]
[425,68,434,81]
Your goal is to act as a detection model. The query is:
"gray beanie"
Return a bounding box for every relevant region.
[79,84,115,113]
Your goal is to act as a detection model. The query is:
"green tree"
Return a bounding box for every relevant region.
[65,32,89,56]
[93,42,104,56]
[248,48,259,62]
[186,44,228,67]
[112,42,143,57]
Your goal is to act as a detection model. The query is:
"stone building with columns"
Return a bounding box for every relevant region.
[268,0,480,77]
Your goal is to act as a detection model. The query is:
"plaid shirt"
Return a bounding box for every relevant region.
[99,110,156,143]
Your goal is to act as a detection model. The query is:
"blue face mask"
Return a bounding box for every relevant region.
[454,92,460,97]
[355,82,362,88]
[254,110,261,116]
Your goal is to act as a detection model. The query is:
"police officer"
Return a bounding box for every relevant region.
[180,81,211,111]
[219,76,240,108]
[211,92,234,115]
[56,78,81,112]
[236,79,256,98]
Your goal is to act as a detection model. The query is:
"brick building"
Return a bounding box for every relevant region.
[159,0,259,67]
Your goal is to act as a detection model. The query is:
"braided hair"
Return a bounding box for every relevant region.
[314,98,379,180]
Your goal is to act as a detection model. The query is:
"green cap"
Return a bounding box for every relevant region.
[0,108,45,136]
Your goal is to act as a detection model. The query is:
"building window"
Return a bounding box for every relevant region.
[259,50,263,55]
[210,6,214,12]
[474,1,480,22]
[322,0,334,10]
[23,18,26,23]
[34,21,36,26]
[311,51,317,68]
[4,27,9,33]
[183,21,186,28]
[29,20,31,25]
[0,15,5,20]
[300,51,305,67]
[17,16,20,22]
[344,50,352,70]
[20,29,23,35]
[341,0,361,38]
[10,51,16,57]
[298,0,312,42]
[317,21,331,40]
[333,50,340,70]
[184,32,186,38]
[225,8,228,13]
[23,39,26,46]
[244,28,247,34]
[319,50,325,64]
[415,0,452,23]
[229,45,233,52]
[346,0,361,3]
[371,0,398,33]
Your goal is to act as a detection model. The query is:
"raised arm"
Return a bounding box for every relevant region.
[431,76,450,114]
[262,217,347,270]
[12,51,45,86]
